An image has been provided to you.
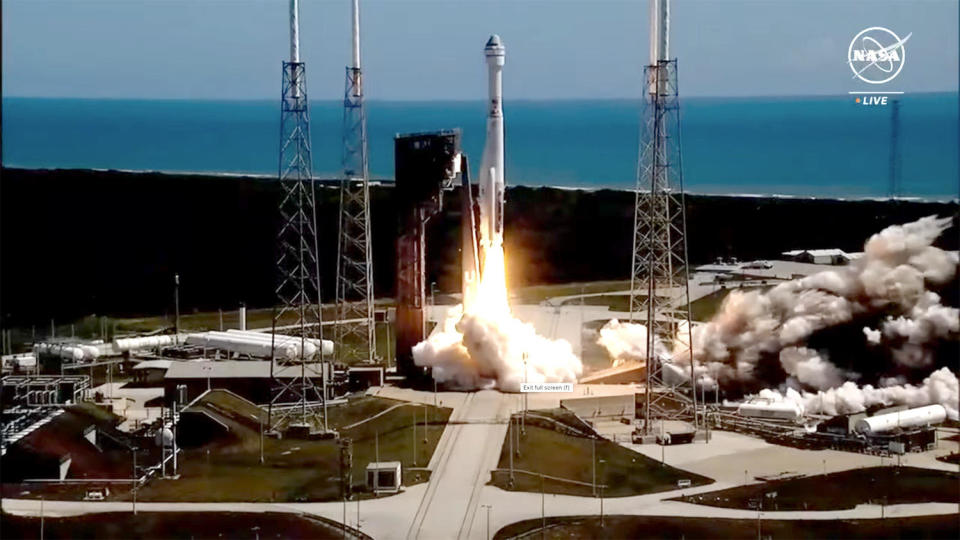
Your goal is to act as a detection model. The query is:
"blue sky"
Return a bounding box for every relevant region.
[2,0,957,100]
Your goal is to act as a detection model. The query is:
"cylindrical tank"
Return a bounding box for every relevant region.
[737,401,803,421]
[184,333,308,360]
[239,304,247,331]
[224,330,333,357]
[113,335,177,352]
[854,404,947,435]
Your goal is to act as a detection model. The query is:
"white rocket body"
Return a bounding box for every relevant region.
[477,35,506,249]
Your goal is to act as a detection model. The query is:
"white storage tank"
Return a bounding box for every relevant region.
[737,400,803,422]
[854,404,947,435]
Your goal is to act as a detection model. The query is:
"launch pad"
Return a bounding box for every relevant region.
[394,130,463,380]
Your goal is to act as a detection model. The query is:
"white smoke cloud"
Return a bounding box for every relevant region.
[596,318,670,367]
[863,326,882,344]
[778,347,848,390]
[595,216,959,417]
[759,367,959,420]
[413,245,582,391]
[689,216,957,386]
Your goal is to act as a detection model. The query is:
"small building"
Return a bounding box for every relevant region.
[366,461,402,494]
[561,393,636,421]
[132,359,172,385]
[163,361,328,405]
[348,366,384,392]
[816,412,867,436]
[780,249,851,265]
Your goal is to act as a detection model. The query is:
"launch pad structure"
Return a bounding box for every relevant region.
[335,0,377,366]
[393,131,463,379]
[630,0,698,434]
[269,0,328,433]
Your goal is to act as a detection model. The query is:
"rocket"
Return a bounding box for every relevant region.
[462,35,506,311]
[477,34,506,249]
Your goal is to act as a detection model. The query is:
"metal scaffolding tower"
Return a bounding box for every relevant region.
[269,2,327,432]
[335,0,376,365]
[629,56,698,434]
[888,99,901,197]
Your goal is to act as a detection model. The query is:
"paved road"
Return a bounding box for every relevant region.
[407,390,513,540]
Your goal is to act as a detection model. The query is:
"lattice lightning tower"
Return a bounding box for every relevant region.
[629,0,698,434]
[335,0,376,365]
[270,0,327,432]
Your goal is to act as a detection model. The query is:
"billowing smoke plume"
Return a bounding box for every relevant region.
[690,215,958,388]
[757,367,959,420]
[597,216,959,416]
[413,245,582,391]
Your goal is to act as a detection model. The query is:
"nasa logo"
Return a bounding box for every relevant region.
[848,27,911,85]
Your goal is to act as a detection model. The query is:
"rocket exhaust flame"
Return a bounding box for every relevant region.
[412,35,583,391]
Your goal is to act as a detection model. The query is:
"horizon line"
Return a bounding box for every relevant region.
[3,90,958,103]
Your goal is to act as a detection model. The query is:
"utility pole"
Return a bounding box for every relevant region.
[374,430,379,496]
[174,273,180,345]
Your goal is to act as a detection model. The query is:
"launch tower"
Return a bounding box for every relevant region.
[335,0,376,365]
[270,0,327,432]
[630,0,698,433]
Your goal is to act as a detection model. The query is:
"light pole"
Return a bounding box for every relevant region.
[131,446,139,515]
[592,437,597,497]
[509,415,514,485]
[413,408,417,466]
[599,459,606,528]
[174,273,180,345]
[481,504,492,540]
[756,496,762,539]
[540,473,546,539]
[259,415,265,464]
[522,352,528,435]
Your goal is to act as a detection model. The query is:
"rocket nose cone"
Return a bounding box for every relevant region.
[485,34,505,55]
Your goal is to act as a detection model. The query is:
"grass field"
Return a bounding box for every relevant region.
[132,396,451,502]
[494,514,960,540]
[671,466,960,511]
[490,413,711,497]
[1,511,365,540]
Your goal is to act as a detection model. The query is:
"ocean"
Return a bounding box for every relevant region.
[2,93,957,198]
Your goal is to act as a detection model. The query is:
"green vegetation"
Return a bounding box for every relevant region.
[672,467,960,511]
[134,397,451,502]
[1,511,365,540]
[490,412,711,497]
[494,515,960,540]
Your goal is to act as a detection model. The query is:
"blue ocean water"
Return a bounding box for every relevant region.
[2,94,957,198]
